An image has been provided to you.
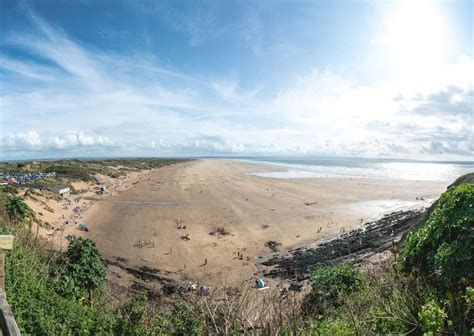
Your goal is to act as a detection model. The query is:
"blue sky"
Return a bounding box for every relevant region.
[0,0,473,160]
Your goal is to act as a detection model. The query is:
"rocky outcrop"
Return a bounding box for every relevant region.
[257,209,424,281]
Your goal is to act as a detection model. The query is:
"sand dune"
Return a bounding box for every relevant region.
[82,159,448,288]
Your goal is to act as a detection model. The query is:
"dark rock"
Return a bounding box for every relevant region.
[163,284,177,295]
[256,209,424,281]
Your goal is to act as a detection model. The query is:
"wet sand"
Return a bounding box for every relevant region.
[80,159,448,288]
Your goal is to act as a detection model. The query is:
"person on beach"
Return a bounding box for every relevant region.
[204,258,208,265]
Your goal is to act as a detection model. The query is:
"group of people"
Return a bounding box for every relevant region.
[183,281,210,296]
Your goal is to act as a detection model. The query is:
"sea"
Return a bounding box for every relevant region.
[230,157,474,182]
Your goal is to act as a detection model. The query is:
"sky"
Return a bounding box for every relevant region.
[0,0,473,160]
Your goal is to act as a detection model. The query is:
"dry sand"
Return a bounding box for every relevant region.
[78,159,448,288]
[23,169,155,251]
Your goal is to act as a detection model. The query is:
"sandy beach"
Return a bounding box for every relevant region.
[23,168,157,250]
[72,159,448,288]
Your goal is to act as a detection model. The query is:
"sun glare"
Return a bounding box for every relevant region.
[384,1,448,73]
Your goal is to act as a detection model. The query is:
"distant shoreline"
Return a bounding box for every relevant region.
[225,157,474,182]
[2,155,474,165]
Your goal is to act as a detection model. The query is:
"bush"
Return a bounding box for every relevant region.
[154,301,203,335]
[464,286,474,314]
[45,165,94,182]
[303,264,363,315]
[401,184,474,333]
[0,185,19,195]
[5,196,32,225]
[307,318,355,335]
[113,293,151,335]
[418,300,447,335]
[367,308,407,334]
[400,185,474,294]
[59,237,107,300]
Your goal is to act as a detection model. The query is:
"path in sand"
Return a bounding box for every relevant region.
[82,159,448,288]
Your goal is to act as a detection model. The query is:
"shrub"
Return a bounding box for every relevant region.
[59,237,107,300]
[303,264,363,315]
[5,196,32,226]
[45,165,94,182]
[0,185,19,195]
[401,184,474,333]
[113,293,151,335]
[418,300,447,335]
[464,286,474,314]
[462,286,474,334]
[367,308,407,334]
[307,317,355,335]
[401,185,474,294]
[154,301,203,335]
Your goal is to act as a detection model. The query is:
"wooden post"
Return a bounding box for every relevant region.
[0,235,14,292]
[0,252,4,295]
[0,235,20,336]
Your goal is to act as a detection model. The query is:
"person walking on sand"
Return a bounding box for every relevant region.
[204,258,208,266]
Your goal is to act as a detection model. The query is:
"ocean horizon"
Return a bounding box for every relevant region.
[231,156,474,181]
[2,155,473,182]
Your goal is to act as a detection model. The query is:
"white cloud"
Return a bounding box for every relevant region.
[0,56,61,81]
[1,7,473,160]
[1,131,116,153]
[2,131,43,150]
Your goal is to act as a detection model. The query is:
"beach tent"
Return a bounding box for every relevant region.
[256,279,265,289]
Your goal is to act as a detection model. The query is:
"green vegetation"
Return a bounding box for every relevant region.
[1,224,117,334]
[153,301,204,335]
[0,172,472,335]
[0,185,19,195]
[400,184,474,333]
[303,264,363,315]
[5,196,32,226]
[302,265,416,334]
[58,237,107,301]
[0,158,189,182]
[418,300,447,335]
[401,185,474,293]
[2,223,168,334]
